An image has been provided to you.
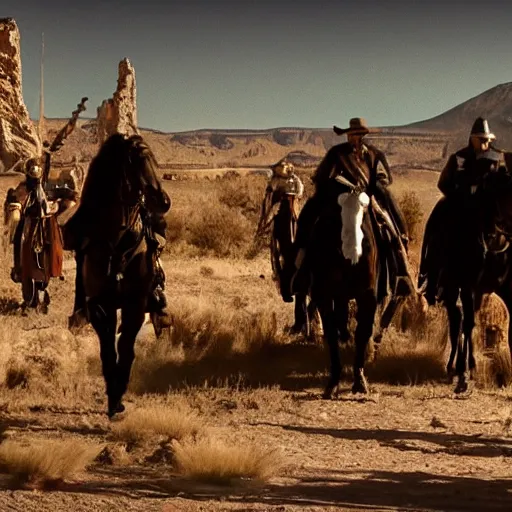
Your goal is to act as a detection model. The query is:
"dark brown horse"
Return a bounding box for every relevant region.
[256,183,319,335]
[63,133,170,418]
[308,177,380,398]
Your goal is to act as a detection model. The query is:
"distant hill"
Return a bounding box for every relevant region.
[398,82,512,147]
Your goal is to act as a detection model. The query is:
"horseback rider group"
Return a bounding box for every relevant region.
[262,115,510,323]
[271,117,414,306]
[4,111,509,344]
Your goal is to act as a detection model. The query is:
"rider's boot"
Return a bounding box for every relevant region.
[148,260,173,327]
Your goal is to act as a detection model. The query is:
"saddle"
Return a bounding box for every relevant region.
[20,210,63,282]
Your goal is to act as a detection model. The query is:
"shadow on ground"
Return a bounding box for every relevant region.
[131,339,447,395]
[11,465,510,512]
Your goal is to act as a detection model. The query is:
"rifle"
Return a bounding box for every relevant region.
[42,97,88,185]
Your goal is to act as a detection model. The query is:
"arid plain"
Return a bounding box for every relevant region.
[0,154,511,512]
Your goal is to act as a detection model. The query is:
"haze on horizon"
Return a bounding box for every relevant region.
[4,0,512,132]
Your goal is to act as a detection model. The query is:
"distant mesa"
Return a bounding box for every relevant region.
[209,133,234,150]
[283,150,321,168]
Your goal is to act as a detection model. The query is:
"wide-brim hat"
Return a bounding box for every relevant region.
[333,117,371,136]
[470,117,495,140]
[24,157,42,179]
[270,158,294,177]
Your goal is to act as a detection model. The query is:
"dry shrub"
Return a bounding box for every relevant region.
[0,439,102,489]
[165,210,186,245]
[111,406,202,447]
[369,305,448,385]
[130,301,305,393]
[218,178,265,223]
[166,301,278,357]
[172,437,283,484]
[187,202,252,257]
[0,324,87,392]
[475,347,512,389]
[369,327,447,385]
[398,190,424,242]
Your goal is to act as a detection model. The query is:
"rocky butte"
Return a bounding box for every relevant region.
[0,18,41,172]
[96,58,139,145]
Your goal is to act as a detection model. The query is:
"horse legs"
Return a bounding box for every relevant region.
[116,300,146,405]
[334,300,351,344]
[316,297,341,399]
[290,293,309,335]
[462,288,476,374]
[352,291,377,394]
[374,295,406,346]
[454,288,475,394]
[88,297,119,417]
[444,289,461,380]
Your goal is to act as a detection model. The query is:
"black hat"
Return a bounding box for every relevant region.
[470,117,495,140]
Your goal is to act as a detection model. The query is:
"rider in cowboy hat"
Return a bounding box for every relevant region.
[419,117,507,304]
[281,117,413,302]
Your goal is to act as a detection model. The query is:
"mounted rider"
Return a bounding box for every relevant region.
[256,158,304,299]
[9,99,88,287]
[66,133,172,331]
[419,117,507,304]
[282,117,414,303]
[10,156,63,286]
[256,158,304,236]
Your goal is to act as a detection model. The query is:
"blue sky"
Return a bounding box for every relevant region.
[3,0,512,131]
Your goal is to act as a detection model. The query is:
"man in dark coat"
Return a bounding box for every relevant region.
[418,117,506,304]
[281,117,412,302]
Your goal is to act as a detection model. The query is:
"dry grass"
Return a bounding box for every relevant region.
[476,348,512,389]
[0,439,102,489]
[111,406,202,446]
[398,190,424,242]
[369,327,448,385]
[172,436,284,484]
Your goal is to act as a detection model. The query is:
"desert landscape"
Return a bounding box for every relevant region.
[1,13,512,512]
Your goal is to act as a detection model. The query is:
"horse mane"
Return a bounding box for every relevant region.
[80,133,161,210]
[80,134,130,207]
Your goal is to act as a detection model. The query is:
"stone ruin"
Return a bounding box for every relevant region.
[96,58,139,145]
[0,18,41,171]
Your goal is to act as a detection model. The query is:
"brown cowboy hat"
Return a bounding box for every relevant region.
[333,117,371,136]
[270,158,294,176]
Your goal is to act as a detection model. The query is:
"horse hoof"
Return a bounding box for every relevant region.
[322,385,336,400]
[107,400,125,419]
[352,372,369,394]
[352,382,369,395]
[454,381,468,394]
[288,324,304,336]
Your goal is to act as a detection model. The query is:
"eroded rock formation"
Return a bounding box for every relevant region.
[0,18,40,171]
[96,58,138,144]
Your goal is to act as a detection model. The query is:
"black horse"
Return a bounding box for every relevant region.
[63,134,171,417]
[308,177,381,398]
